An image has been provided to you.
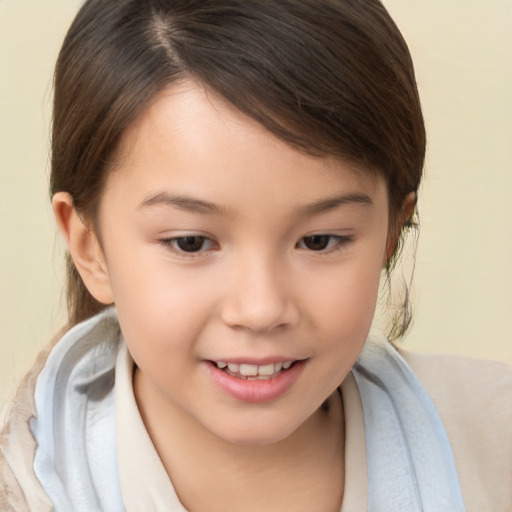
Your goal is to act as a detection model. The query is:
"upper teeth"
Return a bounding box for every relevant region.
[216,361,294,377]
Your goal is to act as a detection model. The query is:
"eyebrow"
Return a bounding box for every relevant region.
[138,192,227,215]
[138,191,373,216]
[297,193,374,217]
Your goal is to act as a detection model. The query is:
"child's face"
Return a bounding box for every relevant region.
[95,81,390,445]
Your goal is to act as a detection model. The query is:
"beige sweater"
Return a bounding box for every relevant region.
[400,349,512,511]
[1,344,511,511]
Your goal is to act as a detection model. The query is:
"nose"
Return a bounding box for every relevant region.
[220,256,300,333]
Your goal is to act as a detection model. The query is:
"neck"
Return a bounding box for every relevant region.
[134,369,345,512]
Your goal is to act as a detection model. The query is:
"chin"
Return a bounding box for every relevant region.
[205,410,311,447]
[218,429,294,447]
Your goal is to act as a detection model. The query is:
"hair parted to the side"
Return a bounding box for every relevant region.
[51,0,425,337]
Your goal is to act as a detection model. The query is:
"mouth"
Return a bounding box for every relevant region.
[206,358,307,402]
[211,360,297,380]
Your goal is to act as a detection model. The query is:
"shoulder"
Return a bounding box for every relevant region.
[0,344,54,512]
[399,348,512,414]
[399,347,512,511]
[0,311,120,512]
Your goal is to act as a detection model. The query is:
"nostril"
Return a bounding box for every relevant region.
[220,298,298,333]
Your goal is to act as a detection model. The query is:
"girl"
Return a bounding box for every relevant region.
[1,1,510,511]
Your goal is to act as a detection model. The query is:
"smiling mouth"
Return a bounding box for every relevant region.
[211,360,297,380]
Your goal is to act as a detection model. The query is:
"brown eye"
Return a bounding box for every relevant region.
[159,235,218,256]
[175,236,208,252]
[297,234,352,252]
[301,235,331,251]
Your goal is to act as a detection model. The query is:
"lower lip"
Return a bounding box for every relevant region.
[205,361,306,403]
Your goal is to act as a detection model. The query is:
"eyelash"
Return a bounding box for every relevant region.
[158,235,218,256]
[295,234,353,253]
[158,234,353,257]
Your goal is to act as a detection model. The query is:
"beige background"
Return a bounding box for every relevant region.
[1,0,511,406]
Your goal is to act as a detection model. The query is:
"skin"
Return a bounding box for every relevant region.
[53,81,405,511]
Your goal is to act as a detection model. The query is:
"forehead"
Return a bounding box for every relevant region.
[105,81,387,212]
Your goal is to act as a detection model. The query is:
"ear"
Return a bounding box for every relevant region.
[384,192,417,266]
[52,192,114,304]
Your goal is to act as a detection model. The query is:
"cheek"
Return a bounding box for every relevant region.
[291,262,383,412]
[306,257,384,347]
[101,236,213,363]
[112,274,207,354]
[312,268,382,396]
[111,272,210,397]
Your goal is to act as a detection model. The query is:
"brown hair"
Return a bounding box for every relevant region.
[51,0,425,336]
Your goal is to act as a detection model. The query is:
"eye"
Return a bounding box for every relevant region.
[297,234,351,252]
[159,235,217,253]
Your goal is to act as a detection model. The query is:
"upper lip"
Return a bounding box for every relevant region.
[207,357,307,365]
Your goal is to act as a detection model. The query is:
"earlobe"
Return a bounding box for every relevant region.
[384,192,417,267]
[52,192,114,305]
[401,192,417,227]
